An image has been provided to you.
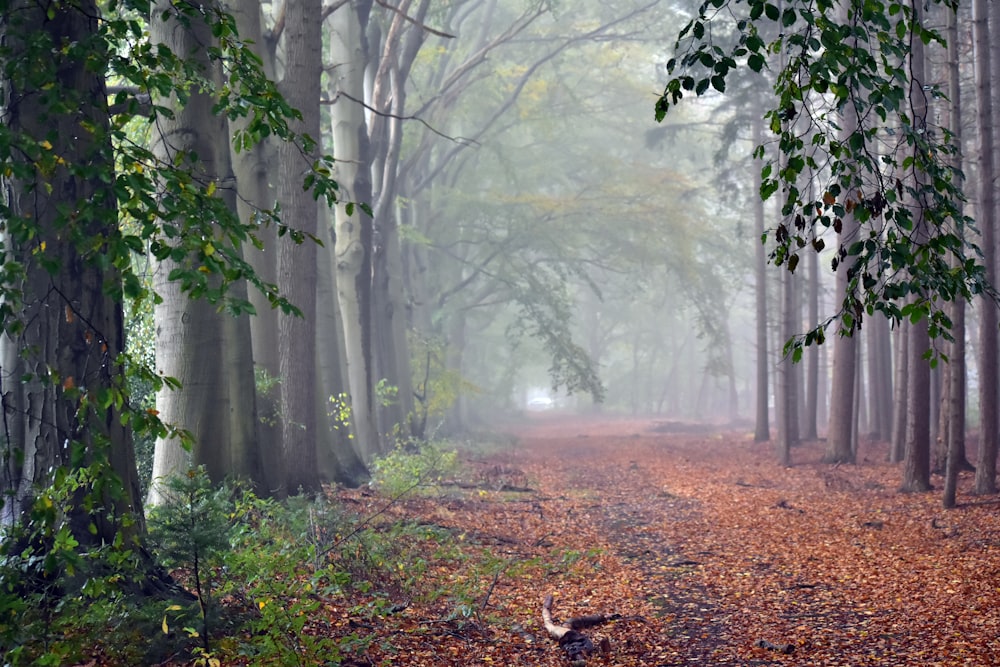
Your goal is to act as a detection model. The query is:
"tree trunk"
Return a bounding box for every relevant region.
[276,0,323,494]
[330,0,381,460]
[975,0,998,494]
[148,0,260,504]
[803,245,819,440]
[942,1,965,504]
[900,2,932,493]
[890,324,908,463]
[0,0,144,546]
[229,0,285,497]
[316,209,369,485]
[776,265,794,466]
[826,26,861,462]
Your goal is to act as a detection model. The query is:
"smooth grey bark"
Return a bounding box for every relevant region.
[803,245,819,440]
[867,316,893,441]
[890,324,908,463]
[148,0,260,504]
[316,209,368,484]
[275,0,322,494]
[0,0,144,542]
[369,1,428,442]
[776,243,794,466]
[330,0,381,460]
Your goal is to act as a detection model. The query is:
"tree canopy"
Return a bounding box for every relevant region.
[656,0,987,355]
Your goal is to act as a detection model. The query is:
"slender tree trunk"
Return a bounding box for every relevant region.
[890,324,908,462]
[826,25,861,462]
[330,0,381,459]
[975,0,998,494]
[776,264,794,466]
[803,245,819,440]
[942,4,965,506]
[900,1,931,493]
[316,209,369,484]
[753,110,770,442]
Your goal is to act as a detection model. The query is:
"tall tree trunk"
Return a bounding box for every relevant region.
[826,20,861,462]
[900,0,931,493]
[316,209,369,484]
[276,0,322,494]
[942,1,966,508]
[330,0,381,460]
[803,245,819,440]
[148,0,260,504]
[867,315,893,441]
[229,0,285,497]
[975,0,998,494]
[0,0,144,545]
[753,109,770,442]
[776,264,794,466]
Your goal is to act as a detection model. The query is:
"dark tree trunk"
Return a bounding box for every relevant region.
[0,0,144,548]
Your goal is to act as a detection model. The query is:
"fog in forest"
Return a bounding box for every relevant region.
[411,0,764,427]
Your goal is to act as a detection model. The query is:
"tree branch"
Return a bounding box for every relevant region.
[325,91,476,146]
[373,0,455,39]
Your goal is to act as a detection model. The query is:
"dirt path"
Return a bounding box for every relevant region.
[497,416,1000,666]
[350,416,1000,666]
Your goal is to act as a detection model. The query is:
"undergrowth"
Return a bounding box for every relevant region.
[1,445,532,666]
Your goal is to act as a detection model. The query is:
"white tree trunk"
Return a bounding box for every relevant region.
[330,1,381,459]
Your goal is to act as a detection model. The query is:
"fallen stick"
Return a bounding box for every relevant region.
[754,638,795,654]
[542,594,641,665]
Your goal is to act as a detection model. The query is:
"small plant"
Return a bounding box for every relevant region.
[147,467,233,657]
[369,442,458,497]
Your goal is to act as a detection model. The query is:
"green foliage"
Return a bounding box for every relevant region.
[370,443,459,497]
[0,466,167,666]
[410,333,480,436]
[147,468,233,654]
[656,0,986,351]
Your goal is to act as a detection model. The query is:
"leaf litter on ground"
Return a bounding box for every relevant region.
[165,416,1000,666]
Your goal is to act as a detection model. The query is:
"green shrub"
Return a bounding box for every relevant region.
[369,442,458,496]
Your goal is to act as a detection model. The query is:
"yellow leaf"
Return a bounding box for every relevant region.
[203,242,215,256]
[39,140,52,150]
[206,181,216,196]
[162,616,169,634]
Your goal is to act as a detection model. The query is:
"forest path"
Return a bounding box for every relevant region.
[346,416,1000,666]
[487,415,1000,666]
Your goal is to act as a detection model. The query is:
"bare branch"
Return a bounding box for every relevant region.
[373,0,455,39]
[325,90,477,147]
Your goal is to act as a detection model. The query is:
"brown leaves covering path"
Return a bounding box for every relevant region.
[337,416,1000,666]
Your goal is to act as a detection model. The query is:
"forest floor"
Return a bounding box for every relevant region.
[325,415,1000,667]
